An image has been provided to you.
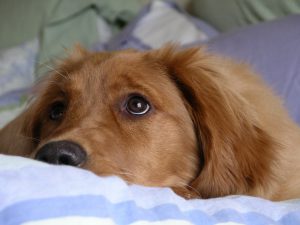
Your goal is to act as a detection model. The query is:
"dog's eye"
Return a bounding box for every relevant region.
[126,95,151,116]
[49,102,65,121]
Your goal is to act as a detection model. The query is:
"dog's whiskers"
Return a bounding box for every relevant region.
[35,61,71,81]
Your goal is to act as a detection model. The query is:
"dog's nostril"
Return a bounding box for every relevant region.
[58,154,74,165]
[38,156,49,163]
[57,151,83,166]
[35,141,87,167]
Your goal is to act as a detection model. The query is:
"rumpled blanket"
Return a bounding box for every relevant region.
[0,154,299,225]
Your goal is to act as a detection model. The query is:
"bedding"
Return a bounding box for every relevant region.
[0,0,147,77]
[0,0,145,50]
[1,1,300,225]
[1,154,300,225]
[190,0,300,31]
[0,39,38,127]
[94,0,218,51]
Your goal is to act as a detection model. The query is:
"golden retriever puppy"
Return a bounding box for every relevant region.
[0,45,300,200]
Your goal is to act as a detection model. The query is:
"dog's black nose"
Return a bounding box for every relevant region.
[35,141,87,166]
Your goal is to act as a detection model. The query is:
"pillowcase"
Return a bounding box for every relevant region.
[207,15,300,124]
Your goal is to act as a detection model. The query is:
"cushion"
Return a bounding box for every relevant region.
[207,15,300,124]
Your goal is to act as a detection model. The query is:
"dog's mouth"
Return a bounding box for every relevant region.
[34,140,87,167]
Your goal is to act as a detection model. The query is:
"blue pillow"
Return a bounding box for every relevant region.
[207,15,300,124]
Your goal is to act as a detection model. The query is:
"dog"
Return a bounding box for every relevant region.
[0,45,300,200]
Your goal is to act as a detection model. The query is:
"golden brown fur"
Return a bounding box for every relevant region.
[1,45,300,200]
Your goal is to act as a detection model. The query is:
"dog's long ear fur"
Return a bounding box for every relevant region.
[0,105,37,156]
[151,46,276,198]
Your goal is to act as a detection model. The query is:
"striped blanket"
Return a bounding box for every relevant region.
[0,154,299,225]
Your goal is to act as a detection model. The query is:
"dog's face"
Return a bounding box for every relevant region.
[27,48,200,189]
[1,46,276,199]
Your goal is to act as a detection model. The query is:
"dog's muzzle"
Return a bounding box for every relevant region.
[35,141,87,167]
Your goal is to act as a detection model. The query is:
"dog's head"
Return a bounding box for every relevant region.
[0,46,275,198]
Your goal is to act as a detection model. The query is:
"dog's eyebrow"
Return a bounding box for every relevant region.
[108,72,154,94]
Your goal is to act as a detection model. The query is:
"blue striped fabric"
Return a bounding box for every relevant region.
[0,155,300,225]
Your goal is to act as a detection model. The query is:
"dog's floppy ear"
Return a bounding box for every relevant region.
[151,45,275,198]
[0,104,38,156]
